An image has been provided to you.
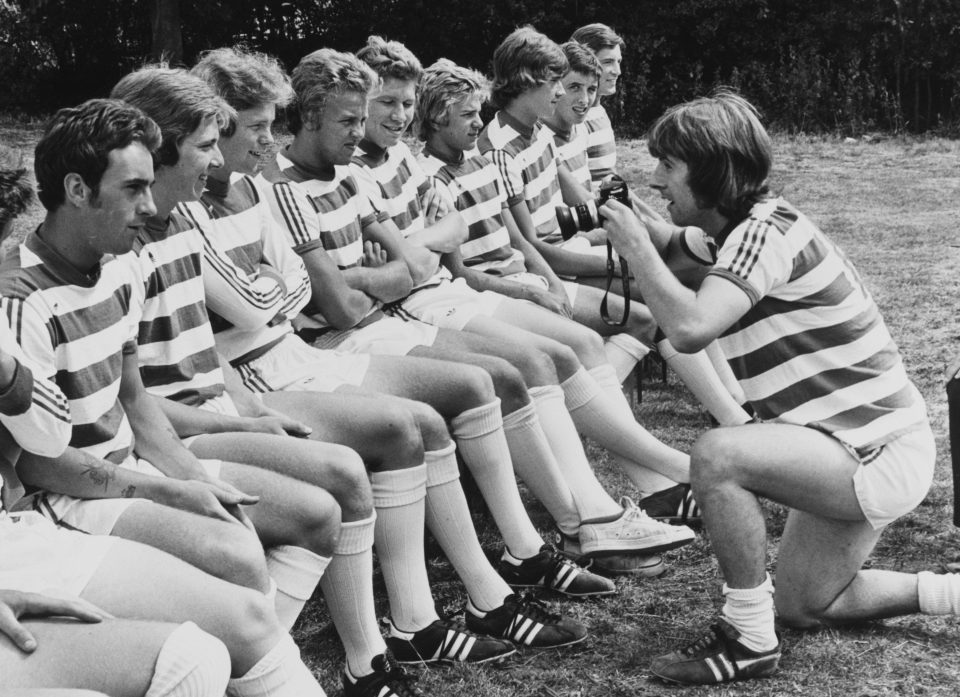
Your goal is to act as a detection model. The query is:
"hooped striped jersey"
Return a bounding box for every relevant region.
[418,147,526,276]
[0,232,138,463]
[133,213,226,406]
[709,198,927,450]
[543,122,593,195]
[477,111,565,243]
[258,151,383,330]
[178,173,311,365]
[583,104,616,183]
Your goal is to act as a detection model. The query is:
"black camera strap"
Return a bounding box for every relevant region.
[600,240,630,327]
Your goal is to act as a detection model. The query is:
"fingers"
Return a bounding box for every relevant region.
[227,503,258,534]
[22,594,112,623]
[209,478,260,507]
[282,418,313,437]
[0,603,37,652]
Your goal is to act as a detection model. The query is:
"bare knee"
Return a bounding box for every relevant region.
[626,307,658,344]
[543,341,581,381]
[483,357,532,408]
[289,488,342,557]
[567,327,607,368]
[366,399,426,474]
[323,445,373,519]
[217,586,282,675]
[689,428,745,492]
[203,526,272,593]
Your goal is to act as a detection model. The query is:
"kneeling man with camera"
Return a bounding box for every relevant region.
[601,90,946,685]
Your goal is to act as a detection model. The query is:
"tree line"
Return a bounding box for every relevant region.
[2,0,958,135]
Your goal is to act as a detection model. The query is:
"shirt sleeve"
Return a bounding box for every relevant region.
[486,149,525,207]
[256,200,311,320]
[708,218,793,305]
[0,301,71,456]
[263,178,324,255]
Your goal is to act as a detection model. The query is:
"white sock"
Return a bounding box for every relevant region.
[528,384,620,521]
[705,340,747,405]
[423,444,513,611]
[657,338,751,426]
[604,333,651,383]
[502,399,582,535]
[917,571,960,615]
[450,399,544,558]
[266,545,331,631]
[318,514,385,679]
[562,367,690,483]
[721,574,778,652]
[588,364,678,497]
[369,465,438,633]
[146,622,231,697]
[226,633,326,697]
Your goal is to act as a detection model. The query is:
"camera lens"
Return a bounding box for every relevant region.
[555,201,600,240]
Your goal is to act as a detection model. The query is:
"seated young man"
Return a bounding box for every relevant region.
[0,100,327,697]
[350,36,697,574]
[256,46,672,585]
[601,91,946,685]
[155,57,589,664]
[414,57,709,549]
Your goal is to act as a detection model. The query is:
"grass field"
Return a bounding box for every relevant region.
[4,123,960,696]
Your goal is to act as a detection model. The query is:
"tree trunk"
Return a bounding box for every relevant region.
[149,0,183,65]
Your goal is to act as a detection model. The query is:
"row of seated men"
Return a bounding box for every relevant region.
[2,20,948,697]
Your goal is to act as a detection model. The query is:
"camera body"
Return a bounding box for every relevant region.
[555,174,629,240]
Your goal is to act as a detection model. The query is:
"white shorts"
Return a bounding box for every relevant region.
[310,316,438,356]
[237,334,369,394]
[851,424,936,529]
[497,270,582,306]
[31,456,222,535]
[399,277,506,330]
[0,511,115,596]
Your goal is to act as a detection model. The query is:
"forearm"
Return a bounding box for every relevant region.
[124,390,208,480]
[156,395,251,438]
[535,239,609,277]
[17,446,180,503]
[342,263,413,302]
[404,213,468,254]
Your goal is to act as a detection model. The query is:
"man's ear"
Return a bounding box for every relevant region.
[62,173,90,207]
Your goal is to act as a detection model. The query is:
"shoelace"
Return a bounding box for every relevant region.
[679,624,726,657]
[510,591,563,624]
[544,546,591,579]
[379,654,420,697]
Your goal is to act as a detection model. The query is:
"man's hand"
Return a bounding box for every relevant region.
[0,590,111,653]
[240,412,312,438]
[162,478,259,529]
[421,187,449,226]
[599,199,654,259]
[524,285,573,318]
[362,241,388,268]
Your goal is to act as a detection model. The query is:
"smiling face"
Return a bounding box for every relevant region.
[365,77,416,149]
[595,46,622,97]
[553,70,598,130]
[162,115,223,199]
[431,93,483,160]
[84,141,157,256]
[314,90,368,167]
[218,102,276,176]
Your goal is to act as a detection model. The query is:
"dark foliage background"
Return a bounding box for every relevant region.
[3,0,959,135]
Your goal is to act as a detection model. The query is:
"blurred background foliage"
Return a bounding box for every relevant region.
[2,0,959,135]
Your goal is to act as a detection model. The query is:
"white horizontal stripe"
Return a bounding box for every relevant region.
[138,323,215,366]
[459,226,511,258]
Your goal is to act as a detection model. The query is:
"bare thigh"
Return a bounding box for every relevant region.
[260,390,424,471]
[571,282,657,341]
[0,619,170,695]
[488,299,608,368]
[189,432,370,521]
[80,538,277,675]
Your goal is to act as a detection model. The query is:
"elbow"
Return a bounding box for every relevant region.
[668,328,712,354]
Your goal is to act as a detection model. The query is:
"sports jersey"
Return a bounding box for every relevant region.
[543,122,593,194]
[583,104,616,183]
[477,110,565,244]
[259,151,381,332]
[709,198,928,450]
[133,213,227,406]
[351,139,452,289]
[419,146,525,276]
[0,232,139,464]
[178,173,311,364]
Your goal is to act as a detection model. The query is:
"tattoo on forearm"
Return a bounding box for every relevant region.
[82,464,114,492]
[121,485,136,498]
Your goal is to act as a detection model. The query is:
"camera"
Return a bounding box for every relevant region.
[555,174,630,240]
